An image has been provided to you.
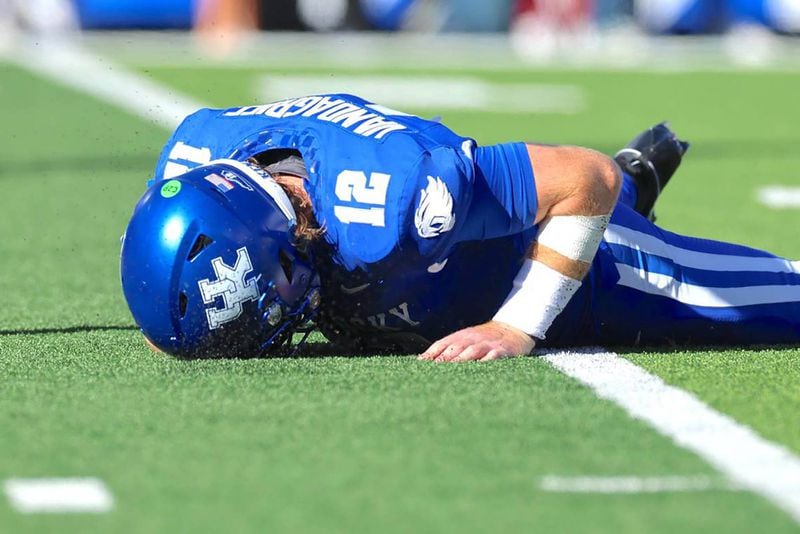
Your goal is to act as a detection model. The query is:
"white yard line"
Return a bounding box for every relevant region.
[539,475,736,493]
[4,477,113,513]
[543,349,800,523]
[258,75,585,114]
[6,37,207,130]
[757,186,800,209]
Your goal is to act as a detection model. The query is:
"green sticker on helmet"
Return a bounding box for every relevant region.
[160,180,182,198]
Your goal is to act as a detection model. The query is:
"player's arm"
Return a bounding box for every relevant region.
[420,144,621,362]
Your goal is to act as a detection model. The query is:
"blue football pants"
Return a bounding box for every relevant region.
[580,175,800,347]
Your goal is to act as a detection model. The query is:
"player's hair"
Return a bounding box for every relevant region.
[274,174,324,247]
[246,156,324,249]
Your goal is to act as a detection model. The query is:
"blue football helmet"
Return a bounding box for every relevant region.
[120,159,320,358]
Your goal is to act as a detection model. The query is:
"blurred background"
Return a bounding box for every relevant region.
[0,0,800,34]
[2,0,799,42]
[3,0,799,80]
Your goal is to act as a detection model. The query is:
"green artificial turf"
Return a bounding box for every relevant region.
[2,44,800,532]
[1,333,797,533]
[628,348,800,454]
[0,63,162,331]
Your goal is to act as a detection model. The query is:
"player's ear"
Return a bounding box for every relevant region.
[143,336,162,353]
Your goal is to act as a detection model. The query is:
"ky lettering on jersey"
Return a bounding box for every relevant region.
[351,302,421,331]
[198,247,260,329]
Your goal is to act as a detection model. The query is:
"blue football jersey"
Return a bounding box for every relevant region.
[154,94,546,348]
[155,94,485,268]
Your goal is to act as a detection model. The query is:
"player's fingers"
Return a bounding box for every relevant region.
[434,344,466,363]
[421,330,469,360]
[450,344,489,363]
[419,337,451,360]
[479,348,510,362]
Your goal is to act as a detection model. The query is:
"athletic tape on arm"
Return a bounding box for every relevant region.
[492,214,609,339]
[536,215,610,262]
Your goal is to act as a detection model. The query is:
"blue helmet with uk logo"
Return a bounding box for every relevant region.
[120,159,321,358]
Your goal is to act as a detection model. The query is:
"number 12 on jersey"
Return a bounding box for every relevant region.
[333,170,391,227]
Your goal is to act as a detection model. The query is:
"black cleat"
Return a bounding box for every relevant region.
[614,122,690,221]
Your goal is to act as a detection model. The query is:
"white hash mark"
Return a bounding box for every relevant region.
[539,475,738,493]
[4,477,114,513]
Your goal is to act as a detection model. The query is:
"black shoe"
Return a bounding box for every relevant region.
[614,122,690,221]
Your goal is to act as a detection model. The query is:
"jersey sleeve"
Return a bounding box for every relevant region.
[152,109,217,183]
[405,140,475,261]
[411,141,539,262]
[460,142,538,241]
[152,107,261,184]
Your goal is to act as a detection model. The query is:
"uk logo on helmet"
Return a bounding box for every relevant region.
[198,247,260,329]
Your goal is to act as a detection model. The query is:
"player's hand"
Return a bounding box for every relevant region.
[418,321,535,363]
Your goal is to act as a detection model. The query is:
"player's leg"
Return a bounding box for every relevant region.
[614,123,690,219]
[588,204,800,347]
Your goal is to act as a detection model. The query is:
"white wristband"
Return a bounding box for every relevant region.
[492,259,582,340]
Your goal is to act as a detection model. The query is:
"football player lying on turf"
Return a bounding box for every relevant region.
[120,94,800,361]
